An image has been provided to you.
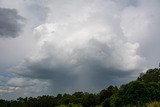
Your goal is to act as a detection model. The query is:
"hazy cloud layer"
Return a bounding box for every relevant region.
[0,8,25,38]
[0,0,160,99]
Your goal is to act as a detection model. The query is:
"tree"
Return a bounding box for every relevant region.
[110,80,160,107]
[137,68,160,83]
[102,98,111,107]
[99,85,118,102]
[110,81,148,106]
[81,93,98,107]
[72,92,84,104]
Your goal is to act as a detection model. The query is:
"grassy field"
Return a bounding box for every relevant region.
[56,104,102,107]
[56,104,82,107]
[56,102,160,107]
[147,101,160,107]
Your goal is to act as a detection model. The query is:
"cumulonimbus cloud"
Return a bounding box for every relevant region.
[12,0,145,93]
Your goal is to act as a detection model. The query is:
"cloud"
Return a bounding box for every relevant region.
[0,86,19,93]
[120,0,160,67]
[0,7,25,38]
[27,4,49,22]
[7,77,35,87]
[12,0,145,94]
[0,77,50,99]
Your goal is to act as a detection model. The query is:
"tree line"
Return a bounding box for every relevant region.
[1,68,160,107]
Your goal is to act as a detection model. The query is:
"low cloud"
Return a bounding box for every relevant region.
[0,86,19,93]
[0,7,25,38]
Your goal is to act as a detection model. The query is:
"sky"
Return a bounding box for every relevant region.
[0,0,160,100]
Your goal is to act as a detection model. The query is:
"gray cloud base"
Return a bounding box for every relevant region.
[0,8,25,38]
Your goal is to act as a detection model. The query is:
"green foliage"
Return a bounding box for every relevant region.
[56,104,82,107]
[110,81,160,107]
[81,93,98,107]
[137,68,160,83]
[102,98,111,107]
[111,81,148,106]
[99,85,118,103]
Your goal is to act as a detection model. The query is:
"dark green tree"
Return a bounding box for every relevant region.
[137,68,160,83]
[99,85,118,102]
[110,80,160,107]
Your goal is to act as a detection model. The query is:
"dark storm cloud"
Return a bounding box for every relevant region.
[0,8,25,38]
[14,57,77,88]
[27,66,76,87]
[91,67,135,88]
[13,52,137,93]
[33,67,133,93]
